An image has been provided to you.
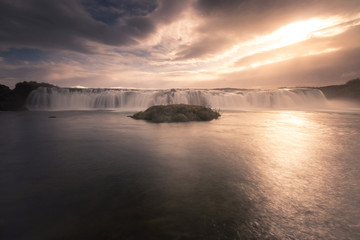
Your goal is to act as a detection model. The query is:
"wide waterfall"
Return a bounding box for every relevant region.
[26,87,329,110]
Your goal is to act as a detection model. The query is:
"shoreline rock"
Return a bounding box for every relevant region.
[130,104,221,123]
[318,78,360,101]
[0,81,56,111]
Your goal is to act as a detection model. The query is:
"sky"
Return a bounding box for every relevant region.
[0,0,360,89]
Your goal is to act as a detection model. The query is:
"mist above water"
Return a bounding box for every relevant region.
[26,87,330,110]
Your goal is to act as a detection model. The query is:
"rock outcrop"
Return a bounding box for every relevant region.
[319,78,360,101]
[130,104,220,123]
[0,81,56,111]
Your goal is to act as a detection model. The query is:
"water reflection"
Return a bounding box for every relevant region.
[248,111,356,239]
[1,111,360,239]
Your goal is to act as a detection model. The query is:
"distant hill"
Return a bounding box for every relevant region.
[318,78,360,101]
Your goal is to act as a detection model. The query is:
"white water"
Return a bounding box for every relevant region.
[26,87,329,110]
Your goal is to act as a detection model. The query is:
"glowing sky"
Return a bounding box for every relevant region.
[1,0,360,88]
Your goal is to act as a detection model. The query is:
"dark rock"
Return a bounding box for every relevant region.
[0,84,11,110]
[130,104,221,123]
[0,219,4,231]
[0,81,56,111]
[319,78,360,101]
[0,84,11,97]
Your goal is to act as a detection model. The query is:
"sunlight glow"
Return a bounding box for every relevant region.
[313,17,360,37]
[69,85,88,88]
[258,18,341,49]
[279,112,308,126]
[248,48,341,69]
[187,16,348,74]
[103,14,360,86]
[262,112,315,165]
[216,17,351,73]
[302,47,340,57]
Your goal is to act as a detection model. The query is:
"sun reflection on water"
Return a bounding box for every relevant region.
[261,111,317,166]
[252,111,342,238]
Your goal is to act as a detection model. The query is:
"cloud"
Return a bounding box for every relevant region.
[0,0,162,53]
[172,0,360,60]
[0,0,196,54]
[194,0,360,30]
[214,46,360,88]
[233,24,360,68]
[151,0,192,23]
[2,0,358,58]
[1,0,360,89]
[84,0,158,24]
[174,36,232,60]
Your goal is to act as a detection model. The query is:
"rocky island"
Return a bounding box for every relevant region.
[130,104,221,123]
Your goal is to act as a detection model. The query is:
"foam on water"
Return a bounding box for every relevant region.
[26,87,329,110]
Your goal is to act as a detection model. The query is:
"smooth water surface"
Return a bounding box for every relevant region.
[0,110,360,239]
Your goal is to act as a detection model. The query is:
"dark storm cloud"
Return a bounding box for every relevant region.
[196,0,251,15]
[174,37,231,60]
[151,0,192,23]
[84,0,158,24]
[0,0,170,53]
[175,0,360,60]
[195,0,360,26]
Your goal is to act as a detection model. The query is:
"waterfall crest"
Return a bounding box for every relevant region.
[26,87,329,110]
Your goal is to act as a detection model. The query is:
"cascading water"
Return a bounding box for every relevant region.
[26,87,329,110]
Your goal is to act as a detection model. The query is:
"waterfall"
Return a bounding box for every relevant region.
[26,87,329,110]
